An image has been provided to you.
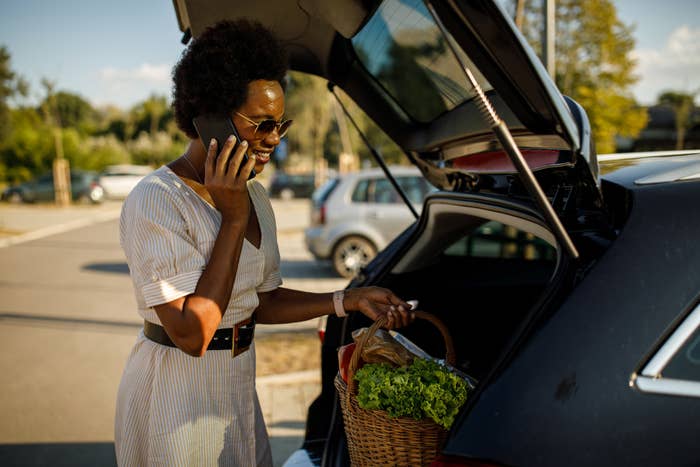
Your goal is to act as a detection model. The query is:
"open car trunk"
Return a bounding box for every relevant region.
[309,191,605,465]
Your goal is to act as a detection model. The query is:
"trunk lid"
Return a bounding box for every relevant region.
[172,0,606,234]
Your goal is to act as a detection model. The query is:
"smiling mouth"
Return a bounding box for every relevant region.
[251,149,271,163]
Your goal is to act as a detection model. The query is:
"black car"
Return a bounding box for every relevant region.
[2,170,105,204]
[172,1,700,466]
[268,171,316,199]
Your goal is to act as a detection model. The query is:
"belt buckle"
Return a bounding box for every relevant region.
[232,318,253,358]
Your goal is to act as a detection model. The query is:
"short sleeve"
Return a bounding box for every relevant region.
[120,179,205,307]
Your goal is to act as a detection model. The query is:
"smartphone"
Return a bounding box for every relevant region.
[192,114,255,180]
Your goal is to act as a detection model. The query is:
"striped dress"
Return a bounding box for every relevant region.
[115,166,281,466]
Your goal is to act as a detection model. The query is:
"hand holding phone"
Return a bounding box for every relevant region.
[192,114,256,180]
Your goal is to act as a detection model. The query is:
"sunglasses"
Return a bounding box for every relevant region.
[235,112,293,138]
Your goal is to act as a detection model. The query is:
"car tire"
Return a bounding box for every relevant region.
[280,188,295,200]
[332,236,377,278]
[7,192,23,204]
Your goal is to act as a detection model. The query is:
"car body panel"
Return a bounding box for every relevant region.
[98,165,152,199]
[599,150,700,186]
[445,176,700,466]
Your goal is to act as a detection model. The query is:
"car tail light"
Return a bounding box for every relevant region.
[311,204,327,225]
[431,455,506,467]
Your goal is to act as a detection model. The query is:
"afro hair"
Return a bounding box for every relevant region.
[172,19,288,139]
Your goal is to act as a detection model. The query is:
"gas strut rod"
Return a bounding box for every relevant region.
[425,0,579,260]
[328,82,420,220]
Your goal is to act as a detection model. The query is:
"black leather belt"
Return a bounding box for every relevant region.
[143,318,255,357]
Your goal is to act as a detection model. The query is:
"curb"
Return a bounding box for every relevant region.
[256,369,320,385]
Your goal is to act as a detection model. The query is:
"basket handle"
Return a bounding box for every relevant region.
[346,310,456,396]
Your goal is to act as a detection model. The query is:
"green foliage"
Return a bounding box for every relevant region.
[128,131,185,167]
[354,358,469,429]
[284,72,333,168]
[130,94,171,136]
[0,107,54,181]
[37,91,97,133]
[333,88,405,167]
[70,134,132,171]
[0,46,28,140]
[514,0,647,153]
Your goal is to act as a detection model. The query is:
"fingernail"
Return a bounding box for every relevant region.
[210,138,216,147]
[227,135,235,142]
[241,140,248,147]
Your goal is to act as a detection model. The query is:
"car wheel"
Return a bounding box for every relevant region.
[7,192,23,204]
[280,188,294,200]
[332,236,377,278]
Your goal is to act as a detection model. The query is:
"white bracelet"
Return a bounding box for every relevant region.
[333,290,346,318]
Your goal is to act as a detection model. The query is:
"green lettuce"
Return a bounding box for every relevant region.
[354,358,468,429]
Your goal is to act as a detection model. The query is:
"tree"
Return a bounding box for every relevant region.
[37,91,97,133]
[658,91,697,150]
[0,107,55,182]
[512,0,647,153]
[0,46,28,140]
[285,72,333,173]
[131,94,170,137]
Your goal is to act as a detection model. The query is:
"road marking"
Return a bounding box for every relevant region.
[0,209,122,248]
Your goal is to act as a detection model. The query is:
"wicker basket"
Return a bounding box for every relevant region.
[335,310,457,467]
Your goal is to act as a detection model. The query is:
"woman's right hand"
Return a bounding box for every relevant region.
[204,136,257,223]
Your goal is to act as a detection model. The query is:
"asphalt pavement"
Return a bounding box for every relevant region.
[0,197,347,466]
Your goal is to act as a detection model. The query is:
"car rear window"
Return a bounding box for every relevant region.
[351,0,493,122]
[352,176,434,204]
[312,178,340,206]
[444,220,557,262]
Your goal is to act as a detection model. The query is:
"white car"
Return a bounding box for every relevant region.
[98,165,152,199]
[305,166,435,278]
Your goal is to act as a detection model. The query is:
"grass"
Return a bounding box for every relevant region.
[255,331,322,376]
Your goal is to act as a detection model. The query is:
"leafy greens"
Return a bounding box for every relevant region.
[354,358,468,429]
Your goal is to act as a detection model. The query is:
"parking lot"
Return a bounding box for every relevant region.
[0,198,347,466]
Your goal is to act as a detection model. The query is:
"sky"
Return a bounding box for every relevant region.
[0,0,698,109]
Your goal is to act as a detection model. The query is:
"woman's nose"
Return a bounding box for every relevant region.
[263,128,281,146]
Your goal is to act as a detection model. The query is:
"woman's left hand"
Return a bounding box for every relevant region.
[344,286,414,329]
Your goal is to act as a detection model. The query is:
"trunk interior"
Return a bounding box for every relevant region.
[349,193,561,381]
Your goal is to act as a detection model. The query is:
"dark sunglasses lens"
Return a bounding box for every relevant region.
[256,119,292,137]
[256,120,277,135]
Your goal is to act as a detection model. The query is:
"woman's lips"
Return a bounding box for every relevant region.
[251,149,271,163]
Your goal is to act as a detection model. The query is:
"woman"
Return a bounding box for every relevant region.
[114,19,413,466]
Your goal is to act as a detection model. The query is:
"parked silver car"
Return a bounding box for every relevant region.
[305,166,434,277]
[98,164,152,199]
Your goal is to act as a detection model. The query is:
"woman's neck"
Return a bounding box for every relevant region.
[180,139,207,183]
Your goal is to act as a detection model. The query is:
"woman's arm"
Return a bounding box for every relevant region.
[255,286,414,329]
[153,137,257,357]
